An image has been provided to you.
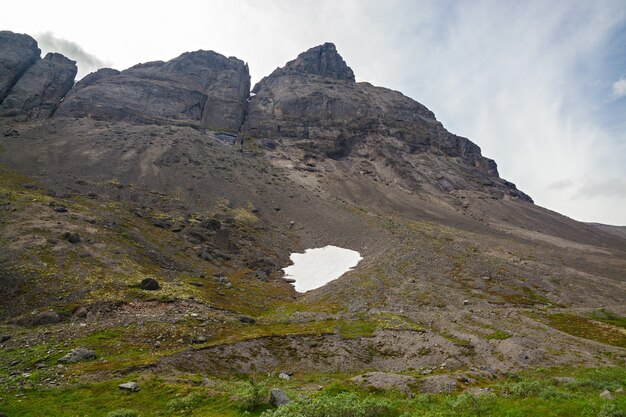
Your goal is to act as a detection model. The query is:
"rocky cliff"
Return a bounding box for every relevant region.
[0,31,529,201]
[56,51,250,130]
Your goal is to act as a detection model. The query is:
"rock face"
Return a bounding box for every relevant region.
[243,43,532,202]
[0,53,77,118]
[56,51,250,130]
[0,31,41,103]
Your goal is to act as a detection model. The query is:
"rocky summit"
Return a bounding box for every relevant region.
[0,31,625,416]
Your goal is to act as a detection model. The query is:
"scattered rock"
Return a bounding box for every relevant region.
[140,277,160,291]
[270,388,290,407]
[119,381,140,392]
[600,389,614,400]
[554,376,576,384]
[351,372,418,394]
[58,348,97,364]
[463,299,470,306]
[283,278,296,283]
[62,232,80,243]
[278,371,292,380]
[616,387,624,394]
[191,336,208,344]
[53,205,68,213]
[73,306,88,318]
[0,335,10,343]
[189,282,204,287]
[22,183,36,189]
[203,377,216,387]
[238,316,256,324]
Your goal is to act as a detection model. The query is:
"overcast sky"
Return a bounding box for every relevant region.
[2,0,626,225]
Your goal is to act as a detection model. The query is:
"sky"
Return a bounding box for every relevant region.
[2,0,626,225]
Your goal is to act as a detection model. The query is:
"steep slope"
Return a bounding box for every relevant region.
[0,33,625,411]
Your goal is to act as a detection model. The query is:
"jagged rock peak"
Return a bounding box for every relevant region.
[283,42,355,81]
[0,31,41,103]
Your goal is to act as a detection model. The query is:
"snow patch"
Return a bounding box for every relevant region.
[283,245,363,293]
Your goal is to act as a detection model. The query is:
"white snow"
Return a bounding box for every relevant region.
[283,245,363,293]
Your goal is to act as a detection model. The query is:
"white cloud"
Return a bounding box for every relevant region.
[612,77,626,98]
[1,0,625,224]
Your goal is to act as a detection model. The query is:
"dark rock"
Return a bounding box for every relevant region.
[53,205,68,213]
[22,183,36,189]
[189,281,204,287]
[186,227,208,243]
[118,381,140,392]
[140,277,160,291]
[62,232,80,243]
[0,335,10,343]
[0,52,77,118]
[0,31,41,103]
[270,388,290,407]
[238,316,256,324]
[73,306,88,318]
[58,348,97,364]
[213,228,230,251]
[3,128,19,137]
[199,218,221,230]
[56,51,250,131]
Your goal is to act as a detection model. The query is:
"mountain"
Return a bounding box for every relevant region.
[0,31,625,415]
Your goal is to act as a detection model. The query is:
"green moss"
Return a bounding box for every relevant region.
[485,330,512,340]
[547,314,626,347]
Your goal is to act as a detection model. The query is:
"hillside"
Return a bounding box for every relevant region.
[0,31,625,416]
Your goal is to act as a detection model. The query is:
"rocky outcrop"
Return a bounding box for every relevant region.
[0,31,41,103]
[56,51,250,130]
[0,53,77,118]
[243,42,532,202]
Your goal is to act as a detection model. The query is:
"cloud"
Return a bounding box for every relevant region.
[612,77,626,98]
[35,31,106,79]
[574,178,626,199]
[546,179,574,191]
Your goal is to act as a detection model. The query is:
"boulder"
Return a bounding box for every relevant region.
[56,50,250,130]
[118,381,140,392]
[419,374,458,394]
[600,390,614,400]
[0,52,77,118]
[58,348,97,364]
[270,388,290,407]
[11,311,61,327]
[351,372,418,394]
[140,277,160,291]
[62,232,80,243]
[0,31,41,103]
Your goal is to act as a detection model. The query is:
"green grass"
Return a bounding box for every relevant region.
[3,367,625,417]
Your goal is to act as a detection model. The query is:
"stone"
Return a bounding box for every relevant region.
[351,372,418,394]
[191,336,207,344]
[56,51,250,131]
[238,316,256,324]
[615,387,624,394]
[270,388,290,407]
[600,389,614,400]
[0,52,77,118]
[278,371,292,380]
[53,205,68,213]
[554,376,576,384]
[62,232,80,243]
[58,348,97,364]
[0,31,41,103]
[0,335,10,343]
[140,277,160,291]
[118,381,140,392]
[73,307,88,318]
